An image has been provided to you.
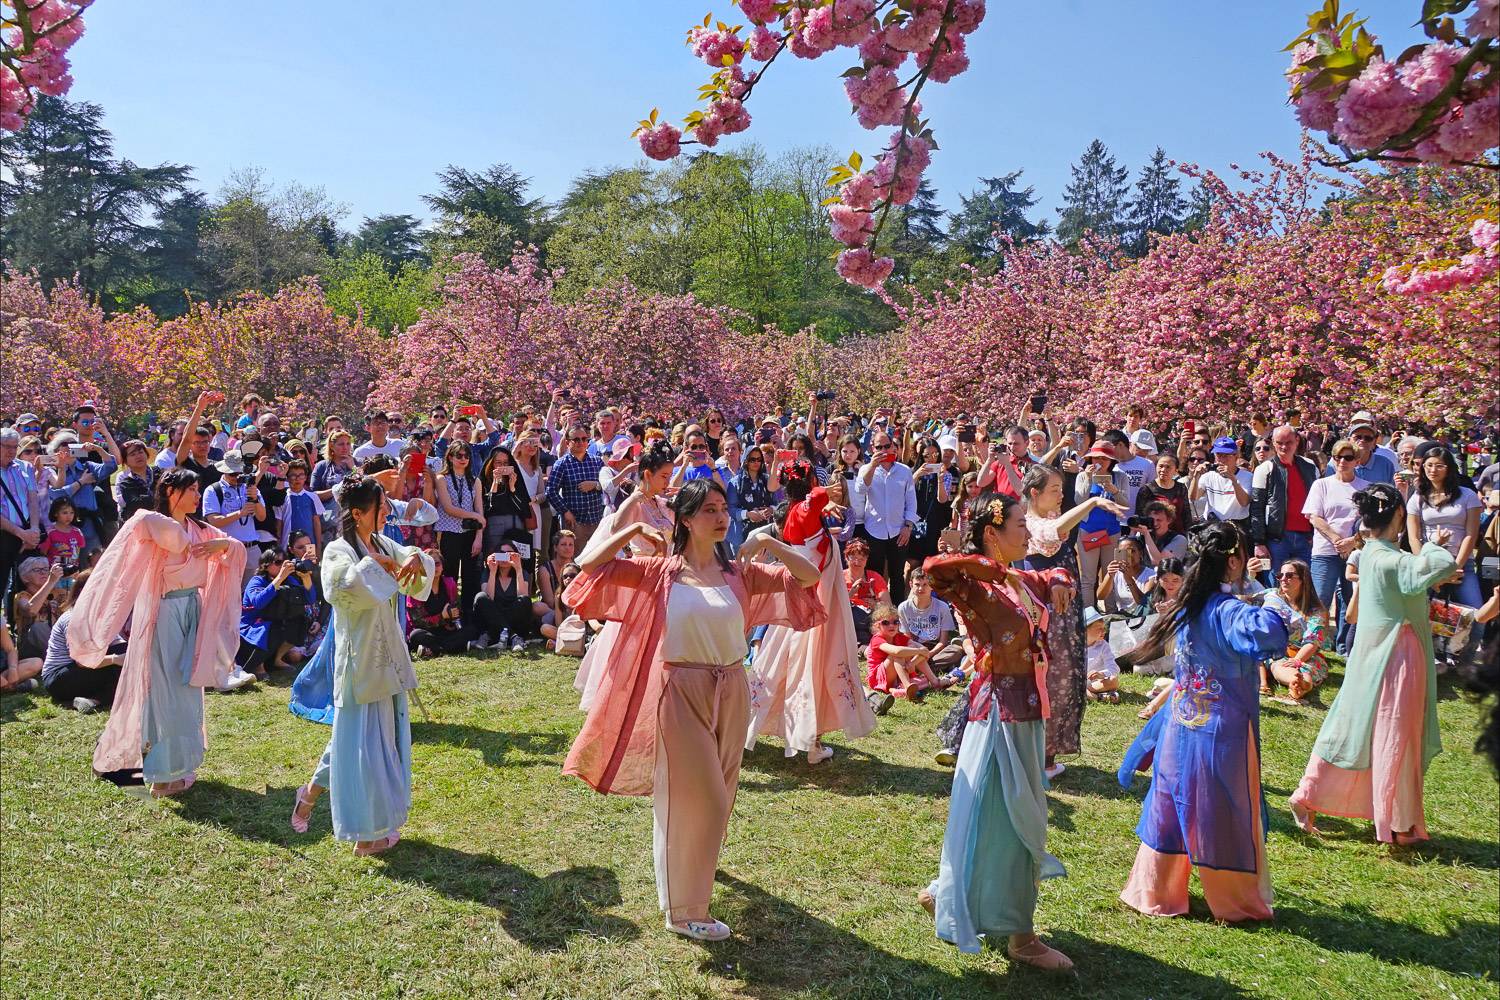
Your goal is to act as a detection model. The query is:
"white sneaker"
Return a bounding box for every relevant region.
[807,744,833,765]
[72,697,101,714]
[1044,762,1066,781]
[467,636,489,652]
[216,667,257,693]
[510,636,526,652]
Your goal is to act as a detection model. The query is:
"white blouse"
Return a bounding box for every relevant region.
[661,583,746,665]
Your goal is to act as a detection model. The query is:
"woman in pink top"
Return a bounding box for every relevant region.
[562,478,823,942]
[68,468,245,796]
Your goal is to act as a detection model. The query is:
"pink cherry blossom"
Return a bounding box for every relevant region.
[1334,59,1424,149]
[708,96,751,135]
[638,122,683,160]
[1286,42,1339,132]
[841,172,878,211]
[737,0,778,26]
[828,204,875,247]
[835,248,895,289]
[1466,0,1499,39]
[747,24,781,61]
[2,0,91,132]
[689,26,745,68]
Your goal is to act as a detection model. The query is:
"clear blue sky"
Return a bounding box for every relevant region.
[68,1,1426,228]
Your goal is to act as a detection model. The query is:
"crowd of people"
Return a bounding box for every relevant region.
[2,387,1498,969]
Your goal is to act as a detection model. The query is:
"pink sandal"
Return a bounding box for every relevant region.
[353,831,400,856]
[290,784,317,833]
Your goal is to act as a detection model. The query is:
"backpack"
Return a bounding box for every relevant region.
[554,615,587,657]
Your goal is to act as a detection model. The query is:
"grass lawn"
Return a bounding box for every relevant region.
[2,652,1496,1000]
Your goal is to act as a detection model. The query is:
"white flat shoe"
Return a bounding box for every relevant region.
[807,744,833,764]
[666,917,731,941]
[1044,762,1066,780]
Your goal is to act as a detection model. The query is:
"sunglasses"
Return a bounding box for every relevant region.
[569,437,589,444]
[1334,453,1357,461]
[19,447,39,456]
[1277,571,1301,580]
[19,426,41,433]
[876,619,898,626]
[873,443,895,450]
[1353,435,1375,442]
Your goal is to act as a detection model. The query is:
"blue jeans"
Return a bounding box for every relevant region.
[1310,553,1353,654]
[1266,531,1313,575]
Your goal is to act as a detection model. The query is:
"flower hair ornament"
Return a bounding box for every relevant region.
[987,498,1009,522]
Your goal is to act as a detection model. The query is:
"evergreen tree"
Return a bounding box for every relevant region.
[1125,146,1186,254]
[349,214,429,272]
[424,164,551,266]
[946,169,1049,263]
[1055,139,1130,245]
[0,96,191,298]
[891,178,947,272]
[1182,179,1218,232]
[134,190,211,316]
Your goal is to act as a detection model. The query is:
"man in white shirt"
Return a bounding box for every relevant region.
[1109,428,1156,512]
[201,451,265,586]
[1191,436,1252,527]
[857,431,917,602]
[353,410,403,463]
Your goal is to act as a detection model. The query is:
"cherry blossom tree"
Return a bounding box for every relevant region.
[1,0,92,132]
[632,0,986,289]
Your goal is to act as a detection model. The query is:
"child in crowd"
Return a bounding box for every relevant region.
[42,497,87,574]
[898,566,966,681]
[276,459,326,550]
[844,537,888,646]
[1083,607,1120,703]
[866,600,953,706]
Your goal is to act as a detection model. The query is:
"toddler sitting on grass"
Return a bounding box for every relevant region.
[865,601,954,712]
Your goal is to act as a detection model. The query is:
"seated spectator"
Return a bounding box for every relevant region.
[843,537,888,645]
[407,549,470,658]
[539,561,583,648]
[284,530,325,659]
[897,566,965,676]
[470,545,535,652]
[11,556,64,666]
[235,547,305,680]
[1082,607,1120,703]
[1258,558,1330,704]
[865,601,952,702]
[1,609,42,694]
[38,571,125,712]
[1097,535,1155,614]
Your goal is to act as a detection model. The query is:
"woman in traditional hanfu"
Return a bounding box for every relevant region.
[917,492,1077,972]
[745,461,875,763]
[573,442,675,712]
[1118,520,1288,923]
[69,468,246,796]
[1289,483,1457,843]
[563,478,824,941]
[288,474,435,856]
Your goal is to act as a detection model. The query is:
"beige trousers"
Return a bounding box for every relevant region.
[653,661,749,923]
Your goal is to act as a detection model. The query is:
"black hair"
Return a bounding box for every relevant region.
[782,460,814,502]
[1353,482,1405,534]
[287,529,312,551]
[1157,557,1186,578]
[638,441,675,477]
[788,432,816,459]
[257,546,286,573]
[1131,520,1245,664]
[772,499,792,531]
[48,496,76,522]
[1102,428,1130,448]
[1415,446,1461,504]
[337,473,386,556]
[670,478,734,572]
[154,468,208,525]
[964,491,1020,555]
[360,453,397,474]
[1020,463,1058,502]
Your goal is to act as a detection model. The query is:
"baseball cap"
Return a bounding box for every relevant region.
[1211,436,1239,455]
[1130,429,1158,453]
[938,434,959,454]
[16,412,41,428]
[1348,410,1376,433]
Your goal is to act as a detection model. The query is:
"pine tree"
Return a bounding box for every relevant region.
[1055,139,1130,245]
[946,169,1049,263]
[1125,146,1186,254]
[891,178,947,281]
[1182,180,1218,233]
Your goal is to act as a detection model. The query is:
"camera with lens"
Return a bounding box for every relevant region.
[1126,515,1149,529]
[814,390,836,402]
[294,559,316,573]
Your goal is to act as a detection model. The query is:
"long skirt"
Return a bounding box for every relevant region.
[1290,627,1429,843]
[927,712,1064,952]
[1023,549,1085,758]
[654,661,749,924]
[745,542,876,754]
[1121,724,1273,922]
[575,619,621,712]
[289,628,336,725]
[312,691,412,842]
[141,589,205,784]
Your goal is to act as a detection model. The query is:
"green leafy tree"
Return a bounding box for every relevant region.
[890,178,947,283]
[199,167,347,298]
[322,252,437,334]
[1055,139,1131,245]
[546,167,693,298]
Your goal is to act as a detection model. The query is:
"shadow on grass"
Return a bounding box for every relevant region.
[701,871,1252,999]
[379,839,640,951]
[172,780,637,952]
[412,722,569,769]
[737,743,952,798]
[1281,813,1500,871]
[1266,900,1500,980]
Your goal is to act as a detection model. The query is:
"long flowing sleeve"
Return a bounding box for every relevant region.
[738,561,826,631]
[390,541,436,601]
[321,541,396,613]
[1215,597,1290,661]
[563,555,653,623]
[1397,541,1458,596]
[68,512,177,666]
